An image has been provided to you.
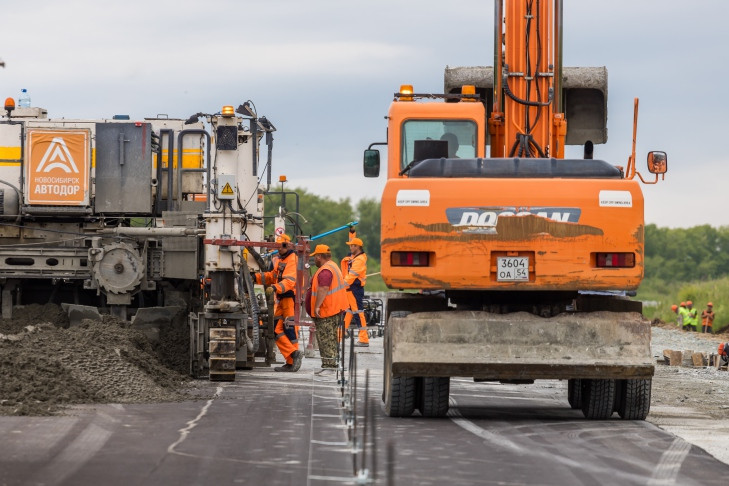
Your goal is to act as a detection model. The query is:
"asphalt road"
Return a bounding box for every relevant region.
[2,337,729,486]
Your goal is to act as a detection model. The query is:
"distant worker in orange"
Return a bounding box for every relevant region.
[341,229,369,347]
[701,302,715,334]
[671,304,681,328]
[309,244,348,373]
[255,234,302,372]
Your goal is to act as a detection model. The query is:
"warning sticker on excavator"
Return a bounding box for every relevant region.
[221,183,234,195]
[218,176,236,200]
[25,129,90,206]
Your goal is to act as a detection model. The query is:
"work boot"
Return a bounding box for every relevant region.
[355,342,369,347]
[291,350,303,372]
[274,364,293,372]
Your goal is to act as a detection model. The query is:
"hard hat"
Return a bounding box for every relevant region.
[346,237,364,247]
[671,304,678,311]
[708,302,713,306]
[680,302,686,307]
[686,300,693,306]
[276,234,291,243]
[310,244,331,257]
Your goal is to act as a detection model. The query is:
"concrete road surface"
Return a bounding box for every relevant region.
[2,336,729,485]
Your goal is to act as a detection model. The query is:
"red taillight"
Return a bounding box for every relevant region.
[595,252,635,268]
[391,251,430,267]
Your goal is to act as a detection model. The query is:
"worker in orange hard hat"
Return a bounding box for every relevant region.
[255,234,302,372]
[677,302,689,330]
[340,228,370,347]
[685,300,698,332]
[309,244,348,373]
[701,302,715,334]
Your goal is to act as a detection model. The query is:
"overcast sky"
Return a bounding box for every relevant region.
[2,0,727,228]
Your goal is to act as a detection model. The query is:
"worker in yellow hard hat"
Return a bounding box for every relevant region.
[340,228,369,346]
[255,234,302,372]
[701,302,715,334]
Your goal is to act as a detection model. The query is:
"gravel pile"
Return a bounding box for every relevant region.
[0,304,192,416]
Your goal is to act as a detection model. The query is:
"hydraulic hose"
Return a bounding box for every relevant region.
[240,261,260,353]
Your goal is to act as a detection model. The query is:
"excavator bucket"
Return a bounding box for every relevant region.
[388,310,653,380]
[444,65,608,145]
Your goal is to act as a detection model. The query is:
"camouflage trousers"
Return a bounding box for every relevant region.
[315,313,341,368]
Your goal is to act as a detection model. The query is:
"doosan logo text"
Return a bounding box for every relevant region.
[446,207,581,228]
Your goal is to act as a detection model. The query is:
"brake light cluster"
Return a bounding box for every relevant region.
[595,252,635,268]
[391,251,430,267]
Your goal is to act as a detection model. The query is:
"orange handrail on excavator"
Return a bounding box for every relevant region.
[363,0,666,420]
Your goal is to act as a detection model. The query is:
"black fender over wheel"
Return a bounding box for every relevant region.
[581,379,616,420]
[616,378,651,420]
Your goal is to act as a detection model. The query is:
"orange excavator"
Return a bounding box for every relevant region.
[363,0,667,419]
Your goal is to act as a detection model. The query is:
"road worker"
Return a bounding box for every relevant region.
[701,302,715,334]
[719,342,729,367]
[678,302,690,332]
[686,301,698,332]
[671,304,681,328]
[255,234,302,372]
[341,229,369,347]
[309,244,348,373]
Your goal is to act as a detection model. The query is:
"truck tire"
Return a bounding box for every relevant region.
[419,377,450,417]
[616,378,651,420]
[580,379,615,420]
[567,379,582,409]
[383,311,416,417]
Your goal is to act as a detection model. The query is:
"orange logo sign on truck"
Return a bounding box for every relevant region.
[26,129,90,206]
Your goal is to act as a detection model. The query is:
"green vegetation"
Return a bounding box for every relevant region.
[640,224,729,332]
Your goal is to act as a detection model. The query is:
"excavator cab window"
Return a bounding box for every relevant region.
[400,120,476,170]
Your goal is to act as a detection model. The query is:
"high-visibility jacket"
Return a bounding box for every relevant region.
[257,250,297,299]
[702,309,715,327]
[678,307,690,327]
[311,260,348,318]
[341,252,367,290]
[687,307,699,327]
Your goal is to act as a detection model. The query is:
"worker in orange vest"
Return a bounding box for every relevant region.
[702,302,715,334]
[341,229,369,346]
[309,244,348,373]
[255,234,302,372]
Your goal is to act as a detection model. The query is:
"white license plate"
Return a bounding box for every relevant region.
[496,257,529,281]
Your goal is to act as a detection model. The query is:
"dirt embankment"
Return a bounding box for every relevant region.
[0,304,192,416]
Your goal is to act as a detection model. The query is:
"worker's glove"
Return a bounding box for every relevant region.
[265,286,274,297]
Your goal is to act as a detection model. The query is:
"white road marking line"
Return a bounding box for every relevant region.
[167,386,223,454]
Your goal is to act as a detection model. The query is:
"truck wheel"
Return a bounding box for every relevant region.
[419,377,450,417]
[383,314,416,417]
[567,379,582,409]
[616,378,651,420]
[580,379,615,420]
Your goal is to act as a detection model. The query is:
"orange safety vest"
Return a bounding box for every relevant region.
[341,252,367,288]
[258,251,297,299]
[702,309,715,327]
[311,260,348,318]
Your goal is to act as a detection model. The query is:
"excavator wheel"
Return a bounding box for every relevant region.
[383,311,416,417]
[567,379,582,410]
[419,377,450,418]
[616,378,651,420]
[580,379,616,420]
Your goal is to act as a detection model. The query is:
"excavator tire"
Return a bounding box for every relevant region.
[419,377,450,418]
[567,379,582,410]
[616,378,651,420]
[384,311,416,417]
[581,379,615,420]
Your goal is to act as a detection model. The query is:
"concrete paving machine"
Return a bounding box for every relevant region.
[0,98,282,380]
[363,0,667,419]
